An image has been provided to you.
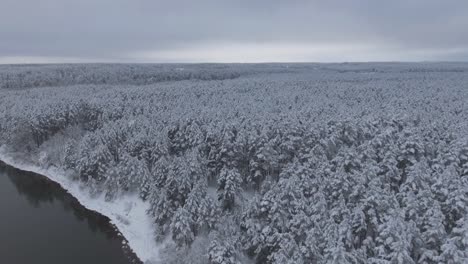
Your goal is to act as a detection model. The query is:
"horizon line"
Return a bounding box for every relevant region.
[1,60,468,66]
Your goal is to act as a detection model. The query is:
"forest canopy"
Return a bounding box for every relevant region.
[1,63,468,264]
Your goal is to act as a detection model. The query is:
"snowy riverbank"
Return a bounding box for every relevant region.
[0,148,160,264]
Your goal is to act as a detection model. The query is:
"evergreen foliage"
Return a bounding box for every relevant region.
[1,63,468,263]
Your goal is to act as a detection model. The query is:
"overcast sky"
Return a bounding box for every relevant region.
[1,0,467,63]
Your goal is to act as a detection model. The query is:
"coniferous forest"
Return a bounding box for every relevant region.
[1,63,468,264]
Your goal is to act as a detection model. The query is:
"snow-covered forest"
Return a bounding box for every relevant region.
[1,63,468,263]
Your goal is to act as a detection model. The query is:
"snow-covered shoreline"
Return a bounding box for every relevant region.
[0,148,160,264]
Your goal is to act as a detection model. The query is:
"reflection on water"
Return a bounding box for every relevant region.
[0,162,141,264]
[4,164,112,236]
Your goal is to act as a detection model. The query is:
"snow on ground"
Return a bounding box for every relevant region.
[0,147,160,264]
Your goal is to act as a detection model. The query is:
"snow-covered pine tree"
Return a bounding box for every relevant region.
[217,167,242,210]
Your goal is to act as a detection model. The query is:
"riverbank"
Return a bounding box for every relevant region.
[0,147,160,264]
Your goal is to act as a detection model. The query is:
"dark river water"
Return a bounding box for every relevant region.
[0,162,141,264]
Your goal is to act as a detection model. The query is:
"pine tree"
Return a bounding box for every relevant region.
[418,203,446,264]
[170,207,195,247]
[439,217,468,263]
[217,167,242,210]
[374,211,416,264]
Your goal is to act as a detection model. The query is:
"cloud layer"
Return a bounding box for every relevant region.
[1,0,467,63]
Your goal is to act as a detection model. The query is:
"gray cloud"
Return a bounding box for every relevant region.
[1,0,467,62]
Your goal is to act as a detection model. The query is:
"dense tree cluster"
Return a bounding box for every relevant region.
[1,63,468,263]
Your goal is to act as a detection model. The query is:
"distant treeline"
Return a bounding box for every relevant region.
[0,64,246,89]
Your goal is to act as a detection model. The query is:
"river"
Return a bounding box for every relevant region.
[0,161,141,264]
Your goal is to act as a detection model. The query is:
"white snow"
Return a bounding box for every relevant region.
[0,147,160,264]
